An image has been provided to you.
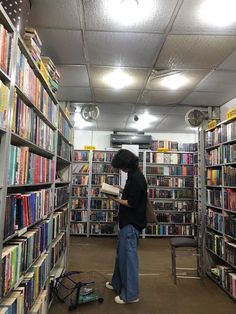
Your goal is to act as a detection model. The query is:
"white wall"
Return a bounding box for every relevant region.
[220,97,236,120]
[74,130,198,149]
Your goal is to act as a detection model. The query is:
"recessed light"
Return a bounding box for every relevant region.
[74,111,92,129]
[103,68,134,89]
[160,73,188,90]
[199,0,236,27]
[132,112,158,131]
[105,0,154,26]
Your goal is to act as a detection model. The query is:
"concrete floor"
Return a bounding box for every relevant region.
[50,237,236,314]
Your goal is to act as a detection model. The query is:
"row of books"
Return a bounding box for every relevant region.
[72,186,88,197]
[206,231,223,257]
[222,120,236,143]
[149,177,193,188]
[156,212,194,223]
[151,153,193,165]
[91,174,119,186]
[206,147,221,166]
[41,57,60,93]
[0,24,12,75]
[72,175,89,185]
[70,223,86,235]
[222,143,236,163]
[71,199,119,210]
[74,151,90,161]
[2,220,51,296]
[54,186,69,209]
[205,126,221,147]
[151,141,197,152]
[225,215,236,239]
[211,265,236,299]
[23,27,42,65]
[148,189,193,199]
[58,111,71,142]
[146,165,193,176]
[52,208,68,240]
[73,163,89,174]
[145,224,194,236]
[11,93,55,152]
[224,166,236,186]
[207,209,223,233]
[71,211,88,222]
[57,134,71,161]
[90,223,118,235]
[224,189,236,211]
[225,242,236,266]
[92,151,116,162]
[206,189,222,208]
[16,48,57,125]
[9,146,55,185]
[0,81,9,129]
[4,188,53,239]
[90,211,118,223]
[206,169,222,186]
[92,163,118,174]
[151,200,194,211]
[51,232,66,269]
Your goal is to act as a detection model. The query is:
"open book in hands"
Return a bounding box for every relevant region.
[101,182,120,197]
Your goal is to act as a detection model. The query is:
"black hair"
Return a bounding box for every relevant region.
[111,149,139,171]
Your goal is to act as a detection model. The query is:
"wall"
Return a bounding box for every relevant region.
[74,130,198,149]
[220,97,236,120]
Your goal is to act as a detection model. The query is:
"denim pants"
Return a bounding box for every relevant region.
[111,224,140,302]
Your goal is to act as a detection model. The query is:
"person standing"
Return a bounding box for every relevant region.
[105,149,147,305]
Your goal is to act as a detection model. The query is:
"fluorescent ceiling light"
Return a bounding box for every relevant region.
[160,73,188,90]
[74,110,92,129]
[132,112,158,131]
[199,0,236,27]
[103,68,134,89]
[105,0,154,26]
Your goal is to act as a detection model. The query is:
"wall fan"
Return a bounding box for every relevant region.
[81,104,100,122]
[185,109,206,127]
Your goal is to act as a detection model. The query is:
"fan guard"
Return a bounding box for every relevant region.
[81,104,100,121]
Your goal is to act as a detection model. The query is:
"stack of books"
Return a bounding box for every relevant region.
[41,57,60,93]
[23,27,42,65]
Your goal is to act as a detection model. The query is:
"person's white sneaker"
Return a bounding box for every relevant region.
[105,282,114,290]
[114,295,139,304]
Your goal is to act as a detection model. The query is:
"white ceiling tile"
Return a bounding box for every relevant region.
[127,114,164,123]
[94,88,139,103]
[86,31,164,67]
[98,103,133,114]
[97,120,126,130]
[156,35,236,69]
[38,29,85,64]
[98,113,128,122]
[132,105,174,115]
[83,0,178,33]
[172,0,236,34]
[219,50,236,70]
[57,87,92,102]
[155,116,194,132]
[29,0,81,29]
[139,90,188,105]
[89,66,149,90]
[196,70,236,93]
[181,91,235,106]
[58,66,89,87]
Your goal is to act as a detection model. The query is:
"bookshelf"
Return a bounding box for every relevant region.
[205,118,236,301]
[71,149,119,237]
[0,4,73,312]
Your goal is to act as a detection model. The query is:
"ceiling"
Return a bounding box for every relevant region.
[28,0,236,132]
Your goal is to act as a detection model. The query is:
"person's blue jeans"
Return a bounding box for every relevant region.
[111,224,140,302]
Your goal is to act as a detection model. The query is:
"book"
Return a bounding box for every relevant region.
[100,183,120,196]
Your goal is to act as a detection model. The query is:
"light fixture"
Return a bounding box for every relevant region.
[160,73,188,90]
[74,108,92,129]
[132,111,158,131]
[199,0,236,27]
[103,68,134,89]
[105,0,154,26]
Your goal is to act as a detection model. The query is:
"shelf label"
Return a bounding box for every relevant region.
[157,148,169,152]
[226,108,236,121]
[84,145,96,150]
[207,120,217,130]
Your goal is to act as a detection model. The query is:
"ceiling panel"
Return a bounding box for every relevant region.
[38,29,85,64]
[97,120,126,130]
[83,0,178,33]
[155,116,195,132]
[98,103,133,114]
[57,87,92,102]
[98,113,128,122]
[94,88,140,103]
[58,66,89,87]
[146,69,209,91]
[29,0,81,29]
[196,70,236,93]
[172,0,236,34]
[181,91,235,106]
[132,105,175,115]
[86,31,164,67]
[139,90,188,105]
[89,66,149,90]
[156,35,236,69]
[218,50,236,71]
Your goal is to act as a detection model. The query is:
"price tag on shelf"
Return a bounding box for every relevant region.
[157,148,169,152]
[207,120,217,131]
[84,145,96,150]
[226,108,236,121]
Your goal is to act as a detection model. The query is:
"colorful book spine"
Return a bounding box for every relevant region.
[205,127,222,147]
[206,189,222,208]
[206,231,224,257]
[145,224,194,236]
[0,81,9,129]
[52,208,68,240]
[90,223,118,235]
[92,151,116,162]
[0,24,12,75]
[207,209,223,232]
[51,232,66,269]
[58,111,70,142]
[74,151,89,161]
[70,223,86,235]
[206,169,222,186]
[151,200,193,211]
[210,265,236,299]
[92,163,118,173]
[54,186,69,209]
[72,186,88,197]
[206,147,222,166]
[91,174,119,185]
[57,134,70,161]
[224,189,236,212]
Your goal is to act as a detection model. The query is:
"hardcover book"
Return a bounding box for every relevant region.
[101,183,120,196]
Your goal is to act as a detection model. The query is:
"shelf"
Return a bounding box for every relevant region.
[70,233,87,236]
[224,233,236,241]
[148,186,193,190]
[71,220,88,223]
[55,181,70,186]
[54,202,68,212]
[150,151,195,154]
[89,233,117,237]
[207,272,236,302]
[206,164,223,168]
[73,172,89,175]
[0,126,6,134]
[155,222,193,225]
[146,163,193,166]
[206,226,223,235]
[221,138,236,146]
[205,143,221,150]
[154,210,194,213]
[58,130,71,145]
[206,185,222,188]
[149,198,194,201]
[72,196,88,199]
[11,132,54,158]
[224,209,236,214]
[8,182,53,188]
[223,186,236,189]
[57,155,71,165]
[59,105,73,128]
[146,174,193,177]
[206,204,223,210]
[206,248,236,270]
[72,184,89,187]
[92,160,113,163]
[73,160,89,163]
[144,234,194,237]
[0,68,11,83]
[90,209,117,212]
[92,172,119,175]
[15,85,56,131]
[89,221,117,224]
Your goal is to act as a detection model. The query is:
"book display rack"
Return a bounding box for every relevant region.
[0,4,73,312]
[205,118,236,301]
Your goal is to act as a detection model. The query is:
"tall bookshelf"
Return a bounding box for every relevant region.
[71,149,119,237]
[141,144,196,237]
[0,4,73,312]
[205,118,236,301]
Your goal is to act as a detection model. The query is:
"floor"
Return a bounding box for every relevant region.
[50,237,235,314]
